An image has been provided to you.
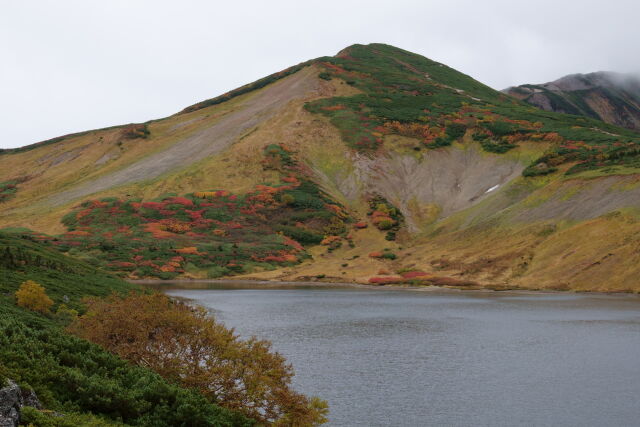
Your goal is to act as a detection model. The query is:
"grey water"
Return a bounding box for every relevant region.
[164,284,640,426]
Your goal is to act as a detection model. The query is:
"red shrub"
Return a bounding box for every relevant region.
[401,271,430,279]
[263,255,288,263]
[109,261,136,269]
[186,209,204,220]
[325,204,343,216]
[66,230,91,237]
[142,202,165,210]
[283,236,304,251]
[165,197,193,206]
[368,276,403,284]
[76,208,93,219]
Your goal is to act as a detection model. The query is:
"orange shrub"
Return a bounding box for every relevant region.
[283,254,298,263]
[175,247,200,255]
[164,221,191,233]
[321,104,346,111]
[320,235,341,246]
[143,222,173,239]
[325,204,345,217]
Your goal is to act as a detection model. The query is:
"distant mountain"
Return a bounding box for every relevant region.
[504,72,640,131]
[2,44,640,291]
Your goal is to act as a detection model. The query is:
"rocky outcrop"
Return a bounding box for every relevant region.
[503,72,640,131]
[0,380,42,427]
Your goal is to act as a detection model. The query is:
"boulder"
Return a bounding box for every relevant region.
[0,380,21,427]
[0,379,43,427]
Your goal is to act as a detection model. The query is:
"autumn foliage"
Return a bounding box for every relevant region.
[55,143,347,279]
[368,276,403,284]
[15,280,54,314]
[68,292,328,425]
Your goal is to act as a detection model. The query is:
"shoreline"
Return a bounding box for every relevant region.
[129,278,640,297]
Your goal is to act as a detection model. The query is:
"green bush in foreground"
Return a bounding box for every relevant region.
[0,318,252,426]
[20,406,124,427]
[0,232,253,426]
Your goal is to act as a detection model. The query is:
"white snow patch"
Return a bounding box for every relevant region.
[485,184,500,193]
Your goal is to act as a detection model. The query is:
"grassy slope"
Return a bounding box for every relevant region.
[1,44,640,291]
[237,44,640,291]
[0,88,259,234]
[0,230,134,306]
[0,231,252,426]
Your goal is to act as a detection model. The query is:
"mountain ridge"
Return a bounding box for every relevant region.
[503,71,640,131]
[2,43,640,292]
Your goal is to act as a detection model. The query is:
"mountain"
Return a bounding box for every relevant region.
[503,71,640,131]
[2,43,640,292]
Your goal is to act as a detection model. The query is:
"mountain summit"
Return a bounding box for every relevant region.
[2,43,640,291]
[503,71,640,131]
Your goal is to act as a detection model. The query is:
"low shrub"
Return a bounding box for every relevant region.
[15,280,54,314]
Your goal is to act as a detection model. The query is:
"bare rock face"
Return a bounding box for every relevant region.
[0,380,42,427]
[0,381,21,427]
[503,72,640,131]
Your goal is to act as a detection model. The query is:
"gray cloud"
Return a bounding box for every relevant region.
[1,0,639,148]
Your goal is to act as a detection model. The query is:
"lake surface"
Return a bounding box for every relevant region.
[164,284,640,426]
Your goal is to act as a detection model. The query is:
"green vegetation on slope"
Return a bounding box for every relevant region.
[0,231,252,426]
[0,318,251,426]
[179,60,316,114]
[304,43,640,175]
[0,231,133,310]
[31,144,349,279]
[0,177,28,203]
[0,124,150,156]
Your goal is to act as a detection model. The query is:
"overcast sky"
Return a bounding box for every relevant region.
[1,0,639,149]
